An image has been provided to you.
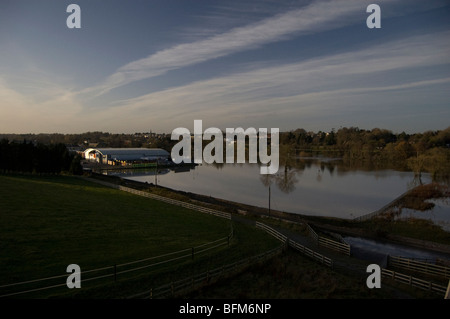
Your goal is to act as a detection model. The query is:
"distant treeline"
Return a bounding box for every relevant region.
[0,139,82,175]
[1,126,449,178]
[278,127,450,180]
[0,131,174,150]
[1,127,449,151]
[280,126,450,151]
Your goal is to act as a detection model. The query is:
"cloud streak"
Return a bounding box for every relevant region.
[2,0,448,134]
[88,0,394,96]
[115,30,450,104]
[98,30,450,131]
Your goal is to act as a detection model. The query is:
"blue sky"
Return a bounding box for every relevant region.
[0,0,449,134]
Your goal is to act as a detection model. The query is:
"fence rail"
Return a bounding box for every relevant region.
[382,268,447,296]
[0,233,232,298]
[255,222,333,268]
[255,222,288,243]
[388,255,450,280]
[128,246,283,299]
[318,237,351,256]
[306,224,350,256]
[118,186,232,220]
[288,240,333,268]
[85,177,232,220]
[306,224,318,242]
[354,190,410,222]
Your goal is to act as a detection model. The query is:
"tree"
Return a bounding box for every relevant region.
[69,154,83,175]
[394,141,414,162]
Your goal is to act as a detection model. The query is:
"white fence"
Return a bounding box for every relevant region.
[307,224,351,256]
[137,221,336,299]
[87,176,232,220]
[306,224,318,242]
[318,237,351,256]
[128,246,283,299]
[388,255,450,279]
[289,240,334,268]
[118,186,232,220]
[255,222,288,243]
[382,268,448,296]
[353,190,410,222]
[255,222,333,268]
[0,233,233,298]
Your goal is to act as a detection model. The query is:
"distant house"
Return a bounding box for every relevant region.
[83,147,170,165]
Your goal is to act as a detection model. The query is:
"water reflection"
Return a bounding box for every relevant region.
[106,168,171,177]
[407,173,424,189]
[344,236,450,264]
[114,158,442,220]
[277,166,298,194]
[259,166,298,194]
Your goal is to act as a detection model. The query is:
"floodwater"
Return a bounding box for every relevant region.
[112,159,450,260]
[113,158,436,220]
[344,236,450,265]
[395,198,450,232]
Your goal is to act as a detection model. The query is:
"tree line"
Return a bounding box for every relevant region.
[0,139,82,175]
[1,126,449,179]
[0,131,173,150]
[278,127,450,180]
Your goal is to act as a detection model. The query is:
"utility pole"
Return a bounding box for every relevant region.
[155,161,158,186]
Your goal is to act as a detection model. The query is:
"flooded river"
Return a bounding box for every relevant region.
[114,158,433,220]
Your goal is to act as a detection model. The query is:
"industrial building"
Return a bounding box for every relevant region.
[83,148,170,166]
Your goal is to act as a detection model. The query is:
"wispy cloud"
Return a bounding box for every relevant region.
[86,0,394,97]
[99,30,450,131]
[4,25,447,133]
[116,30,450,102]
[2,0,448,134]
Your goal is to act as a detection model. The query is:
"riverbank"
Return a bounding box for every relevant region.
[89,172,450,256]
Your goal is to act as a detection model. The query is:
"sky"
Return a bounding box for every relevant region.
[0,0,449,134]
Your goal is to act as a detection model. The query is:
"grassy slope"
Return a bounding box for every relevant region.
[0,174,278,298]
[187,248,440,299]
[1,174,445,299]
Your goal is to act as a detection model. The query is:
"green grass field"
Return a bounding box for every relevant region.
[0,174,279,298]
